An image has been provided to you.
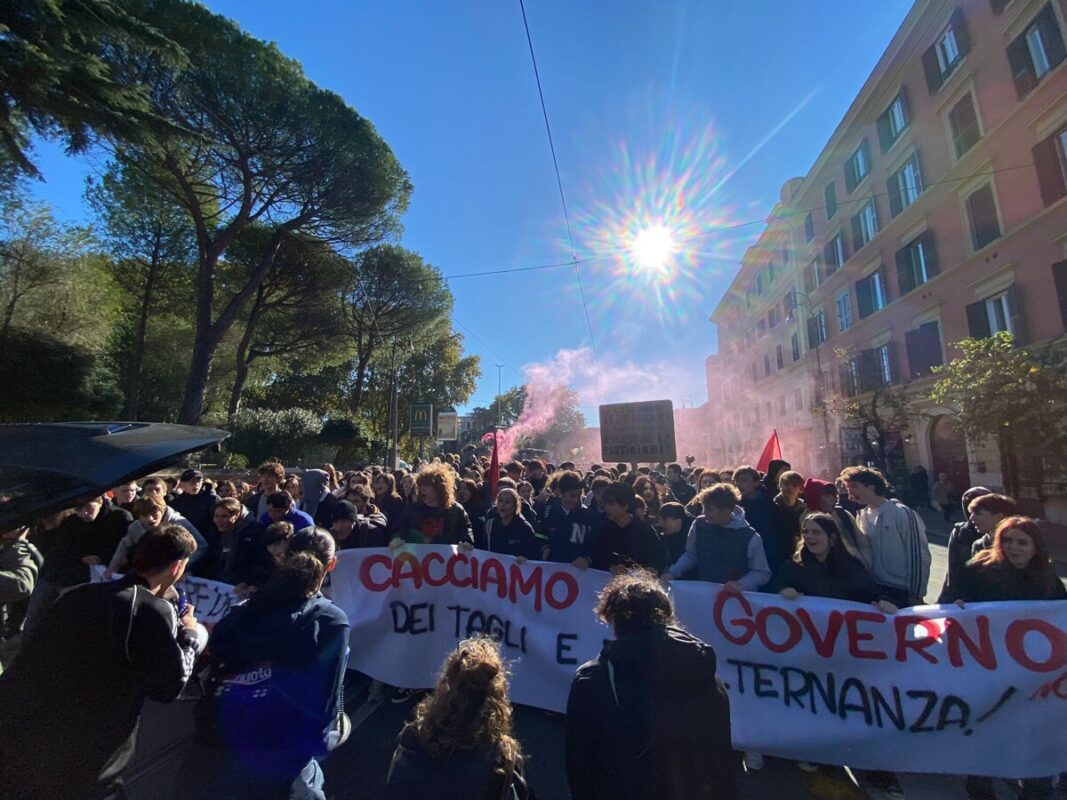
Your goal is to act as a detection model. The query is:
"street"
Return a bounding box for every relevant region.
[116,513,1057,800]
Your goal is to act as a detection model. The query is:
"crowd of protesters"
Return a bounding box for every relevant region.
[0,447,1064,800]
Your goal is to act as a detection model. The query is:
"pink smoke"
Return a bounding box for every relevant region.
[490,347,711,466]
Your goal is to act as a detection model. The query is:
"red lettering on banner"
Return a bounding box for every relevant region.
[394,553,422,589]
[423,552,447,587]
[545,572,579,610]
[1006,618,1067,673]
[945,615,996,670]
[446,554,472,588]
[713,590,756,646]
[469,555,480,589]
[360,554,393,590]
[509,565,544,612]
[796,608,844,658]
[894,615,941,665]
[846,610,887,660]
[756,607,803,653]
[481,558,508,599]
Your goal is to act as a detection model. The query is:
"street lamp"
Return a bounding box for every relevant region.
[785,289,834,473]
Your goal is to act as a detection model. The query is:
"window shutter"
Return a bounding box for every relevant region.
[1038,4,1067,70]
[966,300,992,338]
[844,158,858,193]
[851,213,864,252]
[858,349,878,392]
[953,95,980,156]
[990,0,1010,14]
[1006,283,1028,345]
[905,328,923,378]
[921,229,940,278]
[1052,259,1067,332]
[1007,35,1037,99]
[922,44,944,94]
[968,185,1001,248]
[860,140,871,177]
[887,174,903,217]
[807,316,820,349]
[824,182,837,218]
[886,341,899,384]
[895,243,916,295]
[856,277,873,319]
[877,107,894,152]
[838,364,851,397]
[923,322,944,371]
[1032,135,1067,207]
[913,147,925,194]
[951,7,971,57]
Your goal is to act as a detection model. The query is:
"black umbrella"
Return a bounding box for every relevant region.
[0,422,229,530]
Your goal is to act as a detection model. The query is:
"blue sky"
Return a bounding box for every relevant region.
[27,0,912,418]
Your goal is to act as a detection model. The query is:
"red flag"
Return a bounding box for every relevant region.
[756,430,782,474]
[488,430,500,500]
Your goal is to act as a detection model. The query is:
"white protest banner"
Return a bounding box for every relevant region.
[330,545,1067,778]
[90,565,240,627]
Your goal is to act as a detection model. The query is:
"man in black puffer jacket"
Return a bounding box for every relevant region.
[566,571,738,800]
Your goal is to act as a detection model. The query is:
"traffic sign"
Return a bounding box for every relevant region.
[598,400,677,463]
[410,403,433,438]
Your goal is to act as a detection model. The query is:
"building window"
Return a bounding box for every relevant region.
[936,25,961,74]
[966,183,1001,249]
[889,153,924,216]
[1007,4,1066,99]
[856,270,888,319]
[877,91,910,152]
[850,200,879,250]
[804,212,815,242]
[794,388,803,410]
[905,321,944,378]
[894,230,939,295]
[778,395,787,415]
[781,244,790,266]
[845,139,871,192]
[768,261,778,284]
[791,331,801,361]
[751,362,758,383]
[807,310,828,348]
[1031,124,1067,207]
[807,258,822,291]
[836,290,853,332]
[756,319,767,337]
[825,182,838,219]
[764,354,771,376]
[768,306,780,329]
[923,8,970,93]
[775,344,784,369]
[876,343,895,386]
[966,285,1026,342]
[948,93,981,159]
[756,272,765,295]
[824,233,847,272]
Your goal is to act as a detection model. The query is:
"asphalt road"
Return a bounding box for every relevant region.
[117,516,1045,800]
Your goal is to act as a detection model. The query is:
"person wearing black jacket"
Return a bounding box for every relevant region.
[566,571,737,800]
[197,498,268,588]
[187,544,349,800]
[331,500,389,549]
[0,525,204,800]
[772,513,898,611]
[732,466,774,544]
[936,486,993,603]
[484,488,540,560]
[169,469,219,536]
[540,470,596,568]
[666,463,696,505]
[591,482,665,574]
[398,464,474,546]
[767,470,806,574]
[657,502,693,570]
[385,637,532,800]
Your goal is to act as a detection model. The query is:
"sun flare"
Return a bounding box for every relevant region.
[631,223,676,272]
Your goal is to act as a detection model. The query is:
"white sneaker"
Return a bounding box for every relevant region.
[744,752,764,771]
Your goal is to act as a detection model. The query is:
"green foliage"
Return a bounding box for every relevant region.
[227,407,325,465]
[0,328,123,421]
[931,333,1067,495]
[0,0,187,178]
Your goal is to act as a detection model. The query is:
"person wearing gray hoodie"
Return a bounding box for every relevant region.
[662,483,771,592]
[108,496,207,574]
[301,469,339,530]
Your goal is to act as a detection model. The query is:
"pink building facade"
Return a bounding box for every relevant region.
[708,0,1067,519]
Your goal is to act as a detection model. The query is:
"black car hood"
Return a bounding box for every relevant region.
[0,422,229,530]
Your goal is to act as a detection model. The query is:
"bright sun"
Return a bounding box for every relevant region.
[631,223,676,271]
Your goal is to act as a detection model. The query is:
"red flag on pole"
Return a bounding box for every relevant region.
[488,430,500,500]
[756,430,782,474]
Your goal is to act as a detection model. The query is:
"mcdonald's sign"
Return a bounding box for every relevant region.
[410,403,434,437]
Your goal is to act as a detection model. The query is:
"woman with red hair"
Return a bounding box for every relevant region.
[956,516,1064,800]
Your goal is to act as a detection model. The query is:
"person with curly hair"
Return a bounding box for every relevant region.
[566,571,737,800]
[384,638,533,799]
[397,463,474,546]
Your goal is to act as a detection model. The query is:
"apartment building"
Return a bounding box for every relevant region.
[708,0,1067,519]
